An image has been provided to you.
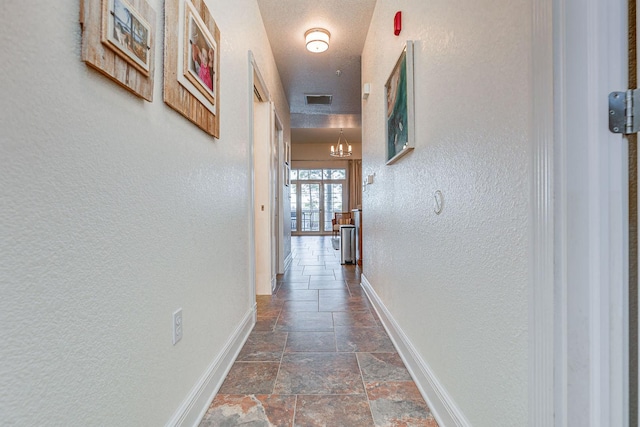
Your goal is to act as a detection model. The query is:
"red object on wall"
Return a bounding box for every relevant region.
[394,11,402,36]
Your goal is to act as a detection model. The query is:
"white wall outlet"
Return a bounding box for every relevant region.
[172,308,183,345]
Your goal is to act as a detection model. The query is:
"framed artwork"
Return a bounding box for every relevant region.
[102,0,152,76]
[164,0,221,138]
[183,0,217,105]
[384,40,415,165]
[80,0,156,101]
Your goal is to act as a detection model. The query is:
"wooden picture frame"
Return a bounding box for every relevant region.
[164,0,221,138]
[384,40,415,165]
[102,0,152,76]
[80,0,156,101]
[183,1,216,105]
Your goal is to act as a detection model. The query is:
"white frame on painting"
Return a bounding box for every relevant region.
[182,0,217,105]
[102,0,152,76]
[384,40,415,165]
[175,0,219,116]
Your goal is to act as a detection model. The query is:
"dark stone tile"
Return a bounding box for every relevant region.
[366,381,438,427]
[367,307,384,326]
[275,289,318,301]
[280,272,309,282]
[254,316,278,332]
[307,277,338,284]
[308,281,347,290]
[277,282,310,290]
[319,289,351,298]
[319,297,371,312]
[297,260,325,266]
[200,394,295,427]
[256,296,284,317]
[335,326,395,352]
[333,311,379,328]
[325,262,342,268]
[218,362,279,394]
[236,331,287,362]
[348,288,368,300]
[285,331,336,352]
[302,267,335,276]
[294,395,374,427]
[276,311,334,332]
[357,353,412,382]
[281,300,319,312]
[274,353,364,394]
[309,275,344,282]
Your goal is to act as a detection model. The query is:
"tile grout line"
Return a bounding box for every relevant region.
[355,351,377,425]
[291,394,298,427]
[270,329,288,396]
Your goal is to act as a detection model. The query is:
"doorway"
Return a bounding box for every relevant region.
[289,167,347,235]
[250,53,278,295]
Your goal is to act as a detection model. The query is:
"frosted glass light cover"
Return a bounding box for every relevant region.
[305,29,330,53]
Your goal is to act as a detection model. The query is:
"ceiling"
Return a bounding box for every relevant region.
[256,0,378,144]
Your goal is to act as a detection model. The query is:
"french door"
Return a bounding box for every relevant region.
[298,182,322,233]
[290,169,347,235]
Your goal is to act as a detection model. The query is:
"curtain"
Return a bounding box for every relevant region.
[348,159,362,210]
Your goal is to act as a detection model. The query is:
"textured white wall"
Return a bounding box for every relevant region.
[0,0,289,425]
[361,1,530,425]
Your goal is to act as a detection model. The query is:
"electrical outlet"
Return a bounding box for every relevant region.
[173,308,183,345]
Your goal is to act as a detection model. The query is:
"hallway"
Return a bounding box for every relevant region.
[199,236,438,426]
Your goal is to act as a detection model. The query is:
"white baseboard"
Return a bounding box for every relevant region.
[360,274,471,427]
[165,305,256,427]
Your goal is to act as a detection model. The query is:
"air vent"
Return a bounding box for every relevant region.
[305,94,333,105]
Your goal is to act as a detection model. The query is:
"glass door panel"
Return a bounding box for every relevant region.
[290,184,297,232]
[291,168,347,235]
[300,183,321,232]
[323,183,343,232]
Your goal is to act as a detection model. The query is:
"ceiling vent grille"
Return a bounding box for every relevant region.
[305,94,333,105]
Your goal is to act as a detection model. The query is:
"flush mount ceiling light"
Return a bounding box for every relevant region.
[305,28,330,53]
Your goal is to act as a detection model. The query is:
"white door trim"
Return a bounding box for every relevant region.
[249,51,271,299]
[552,0,629,425]
[530,0,554,424]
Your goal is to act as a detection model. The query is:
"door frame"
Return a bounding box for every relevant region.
[249,51,275,296]
[272,107,285,274]
[534,0,630,424]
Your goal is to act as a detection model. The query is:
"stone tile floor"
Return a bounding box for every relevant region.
[199,236,439,427]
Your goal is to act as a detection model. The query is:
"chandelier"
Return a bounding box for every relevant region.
[330,129,352,158]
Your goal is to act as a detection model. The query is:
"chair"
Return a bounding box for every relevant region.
[332,212,353,237]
